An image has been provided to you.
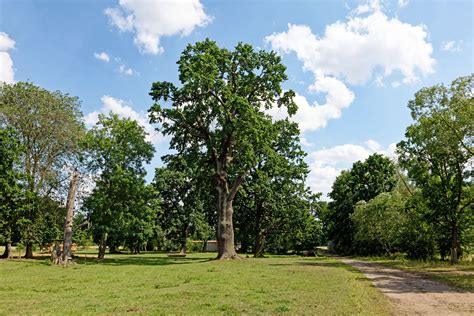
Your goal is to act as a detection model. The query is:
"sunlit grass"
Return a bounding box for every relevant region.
[0,251,390,315]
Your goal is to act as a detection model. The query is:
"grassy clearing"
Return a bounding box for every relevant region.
[0,251,390,315]
[352,256,474,290]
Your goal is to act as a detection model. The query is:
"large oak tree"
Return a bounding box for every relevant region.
[149,39,296,259]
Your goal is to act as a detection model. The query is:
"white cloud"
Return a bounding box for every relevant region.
[117,64,136,76]
[105,0,212,54]
[94,52,110,62]
[306,140,397,200]
[85,95,165,145]
[442,40,462,53]
[0,32,15,84]
[352,0,381,15]
[265,8,435,131]
[266,87,354,133]
[398,0,409,8]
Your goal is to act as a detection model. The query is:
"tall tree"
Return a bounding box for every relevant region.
[153,157,208,254]
[149,39,297,259]
[0,82,85,258]
[83,113,155,259]
[397,74,473,264]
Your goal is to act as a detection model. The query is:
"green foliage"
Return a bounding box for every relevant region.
[325,154,397,253]
[397,74,473,263]
[153,157,213,252]
[149,39,298,258]
[0,127,23,252]
[233,119,321,255]
[352,192,407,255]
[0,82,85,256]
[83,113,156,257]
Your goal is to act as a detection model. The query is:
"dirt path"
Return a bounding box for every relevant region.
[338,258,474,315]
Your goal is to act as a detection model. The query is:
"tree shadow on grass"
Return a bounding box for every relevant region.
[14,253,213,266]
[77,255,213,266]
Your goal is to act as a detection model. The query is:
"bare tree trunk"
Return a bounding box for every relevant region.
[98,233,107,260]
[216,190,239,259]
[1,242,12,259]
[24,241,33,259]
[450,223,459,264]
[254,203,265,258]
[1,225,12,259]
[61,171,79,265]
[179,226,188,254]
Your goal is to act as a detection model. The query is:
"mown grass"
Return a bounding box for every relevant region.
[352,255,474,290]
[0,251,391,315]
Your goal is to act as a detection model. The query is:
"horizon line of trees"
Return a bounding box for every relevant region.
[0,40,472,264]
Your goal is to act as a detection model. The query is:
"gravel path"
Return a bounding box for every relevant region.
[338,258,474,315]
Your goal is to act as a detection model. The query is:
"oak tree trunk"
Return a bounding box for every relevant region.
[450,223,460,264]
[24,241,33,259]
[254,231,266,258]
[98,233,107,260]
[179,226,188,254]
[1,225,12,259]
[61,171,79,265]
[1,242,12,259]
[216,184,239,260]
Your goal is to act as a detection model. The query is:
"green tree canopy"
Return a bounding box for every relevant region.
[397,74,474,263]
[149,39,297,259]
[83,113,155,259]
[0,82,85,257]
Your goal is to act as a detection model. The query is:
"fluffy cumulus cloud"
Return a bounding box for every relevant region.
[265,1,435,131]
[94,52,110,62]
[266,89,354,133]
[306,140,397,200]
[84,95,164,145]
[105,0,212,54]
[0,32,15,83]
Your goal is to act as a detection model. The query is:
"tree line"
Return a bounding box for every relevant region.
[0,39,472,263]
[0,40,321,261]
[322,74,473,264]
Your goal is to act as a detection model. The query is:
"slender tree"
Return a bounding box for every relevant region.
[83,113,154,259]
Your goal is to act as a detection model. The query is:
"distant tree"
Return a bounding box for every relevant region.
[397,74,474,263]
[153,156,209,254]
[0,127,23,258]
[149,39,297,259]
[352,192,406,255]
[0,82,85,258]
[83,114,155,259]
[326,154,397,253]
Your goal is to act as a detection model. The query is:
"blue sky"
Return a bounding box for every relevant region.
[0,0,472,198]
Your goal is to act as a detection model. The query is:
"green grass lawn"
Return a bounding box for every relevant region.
[352,256,474,290]
[0,251,391,315]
